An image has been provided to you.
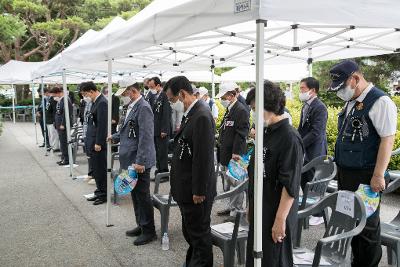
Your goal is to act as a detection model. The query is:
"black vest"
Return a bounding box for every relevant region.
[335,87,385,170]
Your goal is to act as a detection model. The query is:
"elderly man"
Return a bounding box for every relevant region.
[216,82,250,221]
[329,60,397,267]
[109,81,157,246]
[198,87,219,121]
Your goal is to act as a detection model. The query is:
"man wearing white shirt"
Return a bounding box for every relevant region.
[329,60,397,267]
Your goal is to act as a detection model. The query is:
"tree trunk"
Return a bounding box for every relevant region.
[0,43,11,63]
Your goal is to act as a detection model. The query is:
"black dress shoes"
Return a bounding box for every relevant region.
[217,209,231,216]
[86,195,99,201]
[126,227,142,237]
[93,198,107,205]
[56,160,63,165]
[133,233,157,246]
[58,161,69,166]
[39,144,45,148]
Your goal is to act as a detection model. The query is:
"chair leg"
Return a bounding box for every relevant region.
[395,242,400,267]
[295,218,302,248]
[222,243,235,267]
[237,240,246,265]
[322,208,329,229]
[160,206,170,236]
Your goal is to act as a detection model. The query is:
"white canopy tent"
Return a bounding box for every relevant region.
[28,1,400,263]
[221,63,308,82]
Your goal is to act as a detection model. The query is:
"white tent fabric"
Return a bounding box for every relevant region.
[158,70,221,83]
[0,60,46,84]
[61,0,400,66]
[221,63,308,82]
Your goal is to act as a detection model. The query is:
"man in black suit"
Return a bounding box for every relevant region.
[51,86,73,166]
[37,88,50,149]
[144,78,156,107]
[149,77,171,174]
[235,86,251,113]
[166,76,216,267]
[102,86,120,152]
[80,82,108,205]
[298,77,328,194]
[216,82,250,220]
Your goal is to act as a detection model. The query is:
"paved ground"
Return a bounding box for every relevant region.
[0,121,398,267]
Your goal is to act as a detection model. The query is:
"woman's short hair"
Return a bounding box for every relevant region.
[244,80,286,115]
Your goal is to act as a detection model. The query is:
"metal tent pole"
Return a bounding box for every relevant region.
[12,84,16,124]
[62,70,74,177]
[106,59,114,227]
[254,19,266,267]
[308,45,313,77]
[211,59,216,99]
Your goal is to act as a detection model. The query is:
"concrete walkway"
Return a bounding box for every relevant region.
[0,122,398,267]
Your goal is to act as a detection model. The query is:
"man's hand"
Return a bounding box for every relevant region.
[232,154,241,161]
[111,119,116,124]
[193,195,206,204]
[160,132,167,138]
[94,144,101,152]
[59,125,65,130]
[106,135,113,143]
[249,128,256,139]
[370,174,386,192]
[133,164,145,173]
[36,112,41,117]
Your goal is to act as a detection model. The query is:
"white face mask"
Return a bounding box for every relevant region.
[83,96,92,103]
[53,96,61,102]
[121,96,131,106]
[299,91,311,102]
[220,99,230,108]
[150,89,157,95]
[170,100,184,113]
[336,85,355,102]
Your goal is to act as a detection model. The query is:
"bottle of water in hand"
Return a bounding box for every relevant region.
[161,233,169,251]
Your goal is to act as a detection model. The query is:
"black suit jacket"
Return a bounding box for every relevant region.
[297,97,328,162]
[170,101,217,204]
[237,94,250,113]
[218,101,250,166]
[111,94,120,125]
[55,97,73,130]
[144,91,156,108]
[45,96,57,125]
[152,91,171,136]
[86,94,108,152]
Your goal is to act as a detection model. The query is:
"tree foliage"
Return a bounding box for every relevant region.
[0,0,150,63]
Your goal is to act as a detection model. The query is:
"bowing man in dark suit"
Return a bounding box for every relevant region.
[149,77,171,174]
[79,82,108,205]
[165,76,216,267]
[109,82,157,246]
[51,86,73,166]
[144,78,156,108]
[298,77,328,191]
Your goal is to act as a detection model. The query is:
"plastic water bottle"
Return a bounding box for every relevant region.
[161,233,169,251]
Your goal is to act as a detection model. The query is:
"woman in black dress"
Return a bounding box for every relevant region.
[245,81,304,267]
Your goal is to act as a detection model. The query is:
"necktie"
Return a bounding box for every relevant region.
[301,103,309,126]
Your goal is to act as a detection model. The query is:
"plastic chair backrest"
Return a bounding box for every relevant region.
[298,191,366,265]
[301,156,336,207]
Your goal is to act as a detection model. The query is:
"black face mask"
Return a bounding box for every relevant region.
[144,86,149,90]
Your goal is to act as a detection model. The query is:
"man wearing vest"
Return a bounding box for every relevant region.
[216,82,250,220]
[198,87,219,121]
[328,60,397,267]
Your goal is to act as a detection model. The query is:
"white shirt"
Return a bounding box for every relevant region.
[205,98,219,119]
[345,83,397,137]
[125,96,142,123]
[184,99,198,117]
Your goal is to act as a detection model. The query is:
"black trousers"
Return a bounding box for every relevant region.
[39,119,50,147]
[90,148,107,197]
[179,199,213,267]
[130,169,155,235]
[155,136,169,171]
[111,124,118,153]
[338,167,383,267]
[58,129,69,162]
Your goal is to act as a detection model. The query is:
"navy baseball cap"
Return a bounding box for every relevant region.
[328,60,359,92]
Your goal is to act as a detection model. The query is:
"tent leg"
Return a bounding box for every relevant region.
[106,59,114,227]
[211,60,216,99]
[12,84,16,124]
[62,70,74,177]
[31,83,38,144]
[254,19,266,267]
